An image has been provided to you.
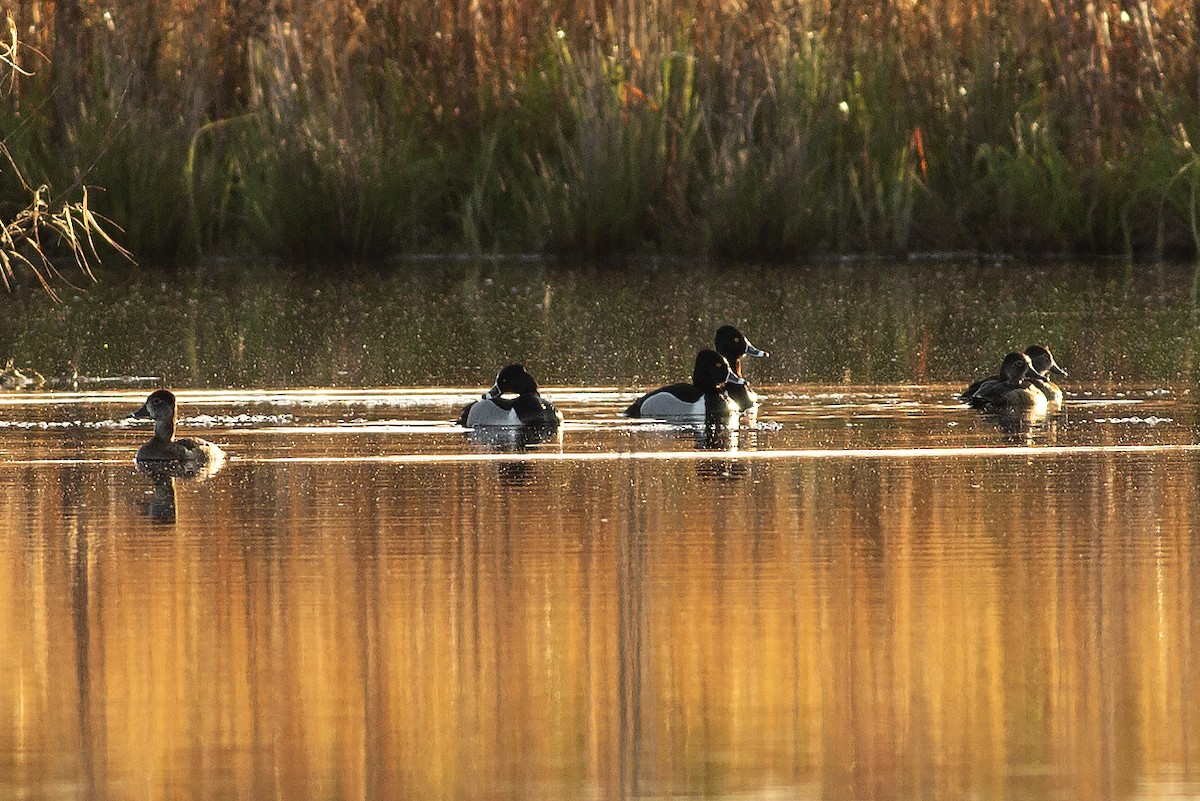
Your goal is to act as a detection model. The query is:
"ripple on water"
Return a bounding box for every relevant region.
[0,384,1198,461]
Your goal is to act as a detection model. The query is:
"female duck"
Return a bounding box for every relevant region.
[1024,343,1067,406]
[458,364,562,429]
[961,344,1067,403]
[714,325,768,411]
[966,352,1049,413]
[624,349,743,421]
[133,389,226,463]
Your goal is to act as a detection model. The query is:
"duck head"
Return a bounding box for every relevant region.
[692,349,745,390]
[999,351,1037,383]
[1024,344,1067,378]
[134,389,178,421]
[715,325,769,371]
[484,363,541,399]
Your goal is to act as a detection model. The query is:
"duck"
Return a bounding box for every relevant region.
[965,352,1049,413]
[624,349,743,421]
[714,325,769,411]
[1023,343,1067,406]
[458,363,562,429]
[132,389,226,463]
[0,358,46,390]
[962,344,1067,407]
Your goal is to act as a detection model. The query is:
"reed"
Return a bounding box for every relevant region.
[219,22,451,263]
[503,33,702,254]
[3,0,1198,264]
[0,13,130,298]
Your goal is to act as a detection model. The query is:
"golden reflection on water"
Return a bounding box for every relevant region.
[2,443,1198,801]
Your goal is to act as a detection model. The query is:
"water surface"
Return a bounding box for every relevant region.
[3,259,1200,799]
[6,259,1200,387]
[2,381,1198,801]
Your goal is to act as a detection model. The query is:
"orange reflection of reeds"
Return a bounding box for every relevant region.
[1,451,1198,800]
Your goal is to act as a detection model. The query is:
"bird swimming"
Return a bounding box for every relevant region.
[458,363,563,429]
[132,389,226,464]
[714,325,768,411]
[964,352,1051,413]
[624,349,743,422]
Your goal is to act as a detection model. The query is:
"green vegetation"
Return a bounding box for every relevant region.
[4,1,1200,266]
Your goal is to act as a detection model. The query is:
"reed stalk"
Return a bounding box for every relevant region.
[2,0,1198,264]
[0,12,131,299]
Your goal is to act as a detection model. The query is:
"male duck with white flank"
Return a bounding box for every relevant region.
[458,363,563,429]
[964,352,1051,413]
[132,389,226,463]
[624,349,743,421]
[714,325,769,411]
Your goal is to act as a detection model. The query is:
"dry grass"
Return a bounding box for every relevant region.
[1,12,132,298]
[0,143,131,299]
[3,0,1199,261]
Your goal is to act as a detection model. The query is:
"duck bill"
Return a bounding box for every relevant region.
[1050,363,1068,377]
[132,403,151,419]
[744,338,769,358]
[483,383,502,400]
[726,371,747,385]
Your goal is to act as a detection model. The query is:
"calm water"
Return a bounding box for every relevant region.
[2,261,1199,800]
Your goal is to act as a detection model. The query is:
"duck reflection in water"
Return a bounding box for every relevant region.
[466,423,563,452]
[133,443,227,524]
[696,458,750,481]
[692,420,750,481]
[693,420,739,451]
[135,463,179,524]
[990,406,1059,444]
[495,459,537,487]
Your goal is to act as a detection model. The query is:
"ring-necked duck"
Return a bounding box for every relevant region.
[624,349,743,421]
[714,325,768,411]
[458,364,563,429]
[965,352,1049,413]
[962,344,1067,406]
[1023,343,1067,406]
[132,389,226,463]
